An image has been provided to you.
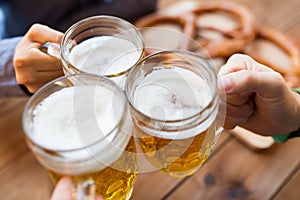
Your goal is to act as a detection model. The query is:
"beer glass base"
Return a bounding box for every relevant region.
[124,186,134,200]
[165,166,202,178]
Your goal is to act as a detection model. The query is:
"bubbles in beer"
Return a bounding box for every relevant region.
[31,85,131,174]
[132,66,217,176]
[134,67,211,121]
[69,36,141,75]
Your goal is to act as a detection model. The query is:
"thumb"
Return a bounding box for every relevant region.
[50,177,73,200]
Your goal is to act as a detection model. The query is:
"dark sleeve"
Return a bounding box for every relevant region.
[0,36,26,97]
[57,0,157,31]
[2,0,157,37]
[97,0,157,22]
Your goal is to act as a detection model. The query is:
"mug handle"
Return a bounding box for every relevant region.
[40,42,61,59]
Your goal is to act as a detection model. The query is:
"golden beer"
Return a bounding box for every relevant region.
[126,50,220,177]
[23,74,138,200]
[135,121,215,177]
[48,138,137,200]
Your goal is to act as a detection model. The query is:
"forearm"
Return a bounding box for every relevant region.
[290,88,300,131]
[272,88,300,143]
[0,37,26,97]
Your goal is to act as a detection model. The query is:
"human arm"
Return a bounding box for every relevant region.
[218,54,300,136]
[0,37,25,97]
[14,24,64,94]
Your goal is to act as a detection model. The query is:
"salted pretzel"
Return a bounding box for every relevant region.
[135,1,256,58]
[243,25,300,87]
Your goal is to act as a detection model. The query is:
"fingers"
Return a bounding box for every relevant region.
[218,54,287,103]
[219,53,273,76]
[220,99,254,129]
[50,177,104,200]
[225,99,254,117]
[15,47,62,71]
[223,115,249,130]
[27,24,63,44]
[14,24,64,93]
[218,54,277,106]
[50,177,73,200]
[15,24,63,61]
[220,69,286,98]
[222,92,254,106]
[17,70,64,93]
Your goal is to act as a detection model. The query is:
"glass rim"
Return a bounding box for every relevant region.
[125,49,218,123]
[60,15,145,77]
[22,73,128,152]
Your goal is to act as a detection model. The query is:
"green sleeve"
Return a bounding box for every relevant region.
[272,87,300,143]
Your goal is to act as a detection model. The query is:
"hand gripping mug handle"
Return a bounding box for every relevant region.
[40,42,61,59]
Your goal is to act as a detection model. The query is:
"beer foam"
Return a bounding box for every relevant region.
[133,67,216,140]
[134,67,211,120]
[31,85,131,175]
[69,36,141,75]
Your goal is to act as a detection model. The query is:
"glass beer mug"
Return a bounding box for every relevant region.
[126,50,222,178]
[22,73,138,200]
[41,15,144,88]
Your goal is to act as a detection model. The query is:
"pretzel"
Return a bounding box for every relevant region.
[135,2,256,58]
[135,13,196,55]
[243,25,300,87]
[192,2,256,58]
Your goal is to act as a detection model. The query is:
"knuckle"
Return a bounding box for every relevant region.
[230,53,252,62]
[16,73,31,85]
[27,24,48,38]
[273,72,286,88]
[244,71,255,83]
[273,71,284,81]
[13,56,27,69]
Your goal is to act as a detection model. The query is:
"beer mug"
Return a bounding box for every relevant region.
[41,15,144,88]
[22,73,138,200]
[125,50,222,178]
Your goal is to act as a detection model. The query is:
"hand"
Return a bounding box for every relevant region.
[51,177,73,200]
[218,54,300,136]
[14,24,64,94]
[51,177,103,200]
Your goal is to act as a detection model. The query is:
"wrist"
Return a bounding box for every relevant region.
[293,87,300,130]
[273,87,300,143]
[294,87,300,94]
[272,127,300,143]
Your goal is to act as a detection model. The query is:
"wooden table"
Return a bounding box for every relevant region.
[1,0,300,199]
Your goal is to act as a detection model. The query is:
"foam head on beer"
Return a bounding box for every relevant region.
[69,36,141,75]
[30,85,131,175]
[133,66,213,139]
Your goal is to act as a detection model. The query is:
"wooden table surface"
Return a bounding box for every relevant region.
[1,0,300,199]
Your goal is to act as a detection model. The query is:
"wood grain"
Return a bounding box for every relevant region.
[166,139,300,200]
[1,0,300,199]
[0,98,28,167]
[0,152,53,200]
